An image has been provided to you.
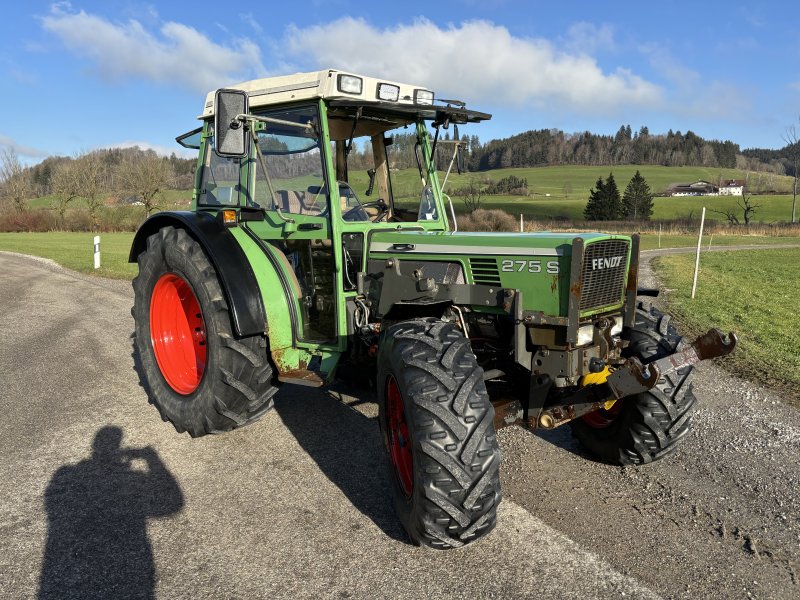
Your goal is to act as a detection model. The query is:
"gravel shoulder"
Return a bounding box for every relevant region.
[502,244,800,599]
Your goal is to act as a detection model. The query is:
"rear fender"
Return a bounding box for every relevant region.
[130,211,266,338]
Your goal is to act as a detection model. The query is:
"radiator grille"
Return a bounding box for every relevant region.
[580,240,630,311]
[469,257,501,286]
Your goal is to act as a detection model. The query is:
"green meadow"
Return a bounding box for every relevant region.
[655,247,800,403]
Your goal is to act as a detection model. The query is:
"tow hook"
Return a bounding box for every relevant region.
[605,328,737,400]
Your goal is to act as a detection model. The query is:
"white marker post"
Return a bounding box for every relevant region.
[520,213,524,232]
[658,223,662,249]
[691,207,706,299]
[93,235,101,270]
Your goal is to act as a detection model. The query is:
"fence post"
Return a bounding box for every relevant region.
[658,223,662,249]
[691,207,706,299]
[94,235,101,269]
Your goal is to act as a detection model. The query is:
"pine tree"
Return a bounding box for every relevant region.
[584,176,606,220]
[604,172,622,218]
[622,170,654,220]
[584,173,622,220]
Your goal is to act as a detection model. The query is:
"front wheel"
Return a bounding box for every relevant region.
[132,226,278,437]
[571,302,696,465]
[377,319,502,549]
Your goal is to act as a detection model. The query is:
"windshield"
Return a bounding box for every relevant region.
[326,103,447,223]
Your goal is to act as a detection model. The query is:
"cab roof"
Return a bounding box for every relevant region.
[201,68,490,124]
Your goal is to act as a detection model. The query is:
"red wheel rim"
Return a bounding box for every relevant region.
[582,401,623,428]
[386,375,413,498]
[150,273,207,395]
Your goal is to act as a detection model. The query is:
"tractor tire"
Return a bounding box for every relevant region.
[571,301,697,466]
[377,319,502,549]
[132,226,278,437]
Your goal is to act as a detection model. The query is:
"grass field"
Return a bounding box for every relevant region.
[654,248,800,403]
[638,234,799,250]
[332,165,799,223]
[437,164,794,196]
[0,232,137,279]
[471,193,796,222]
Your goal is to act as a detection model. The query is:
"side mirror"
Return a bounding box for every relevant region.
[214,89,250,157]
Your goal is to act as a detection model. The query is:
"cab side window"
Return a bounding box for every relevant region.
[198,133,241,206]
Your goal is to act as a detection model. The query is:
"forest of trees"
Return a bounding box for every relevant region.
[338,125,791,175]
[471,126,747,171]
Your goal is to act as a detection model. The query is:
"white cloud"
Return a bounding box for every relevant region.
[643,44,750,119]
[41,4,266,93]
[282,18,662,114]
[240,13,263,34]
[0,134,48,160]
[564,22,616,55]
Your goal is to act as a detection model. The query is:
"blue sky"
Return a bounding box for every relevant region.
[2,1,799,164]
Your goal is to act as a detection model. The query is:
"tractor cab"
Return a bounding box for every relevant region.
[177,69,487,358]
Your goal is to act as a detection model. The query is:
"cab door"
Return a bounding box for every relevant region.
[239,104,338,344]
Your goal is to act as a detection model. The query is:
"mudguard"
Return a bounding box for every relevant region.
[129,211,266,338]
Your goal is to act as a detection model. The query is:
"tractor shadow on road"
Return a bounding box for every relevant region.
[273,384,410,544]
[533,425,592,459]
[38,426,184,600]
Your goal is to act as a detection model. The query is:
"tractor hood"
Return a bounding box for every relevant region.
[368,230,623,258]
[367,230,634,319]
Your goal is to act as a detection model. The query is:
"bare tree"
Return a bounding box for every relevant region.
[114,152,174,217]
[74,151,108,230]
[0,148,33,212]
[50,160,81,223]
[782,118,799,223]
[711,190,761,225]
[461,179,483,213]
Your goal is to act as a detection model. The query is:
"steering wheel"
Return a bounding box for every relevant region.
[360,199,390,222]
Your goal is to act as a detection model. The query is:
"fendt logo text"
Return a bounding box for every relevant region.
[591,256,624,270]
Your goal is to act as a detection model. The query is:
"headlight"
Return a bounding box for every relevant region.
[377,83,399,101]
[578,317,624,346]
[611,316,623,336]
[414,89,434,105]
[337,74,363,95]
[577,324,595,346]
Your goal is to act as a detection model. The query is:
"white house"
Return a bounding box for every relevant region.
[718,179,745,196]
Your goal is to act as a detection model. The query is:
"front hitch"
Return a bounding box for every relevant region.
[534,329,737,429]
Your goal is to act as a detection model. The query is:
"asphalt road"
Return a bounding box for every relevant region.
[1,248,797,599]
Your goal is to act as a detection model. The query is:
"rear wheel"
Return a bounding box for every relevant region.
[377,319,502,549]
[571,302,696,465]
[132,226,278,437]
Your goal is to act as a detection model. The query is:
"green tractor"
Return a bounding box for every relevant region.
[130,69,736,549]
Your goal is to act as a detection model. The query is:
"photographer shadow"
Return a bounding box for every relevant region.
[39,426,183,600]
